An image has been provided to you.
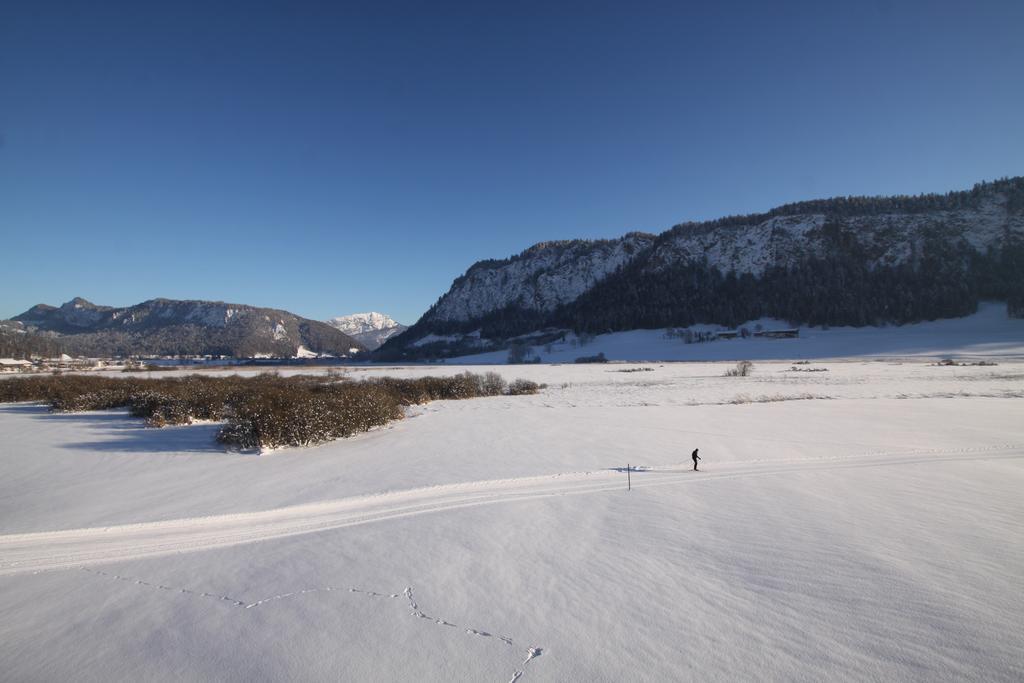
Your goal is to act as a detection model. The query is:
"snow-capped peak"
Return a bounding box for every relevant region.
[325,312,407,350]
[326,312,400,334]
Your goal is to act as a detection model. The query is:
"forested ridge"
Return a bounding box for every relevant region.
[379,178,1024,359]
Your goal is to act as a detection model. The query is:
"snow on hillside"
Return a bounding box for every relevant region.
[326,312,407,350]
[426,234,655,322]
[417,186,1024,327]
[10,297,366,357]
[446,302,1024,364]
[1,360,1023,681]
[294,345,319,358]
[649,193,1022,277]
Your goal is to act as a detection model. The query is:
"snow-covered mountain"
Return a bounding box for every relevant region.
[325,312,407,350]
[425,234,656,323]
[380,177,1024,359]
[10,298,366,358]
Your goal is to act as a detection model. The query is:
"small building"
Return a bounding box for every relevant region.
[0,358,32,371]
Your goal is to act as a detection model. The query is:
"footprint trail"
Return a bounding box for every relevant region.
[76,567,544,681]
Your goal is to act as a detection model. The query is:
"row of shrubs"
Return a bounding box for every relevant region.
[0,372,542,450]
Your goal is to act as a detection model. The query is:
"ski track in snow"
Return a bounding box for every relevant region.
[75,567,543,682]
[3,444,1021,682]
[1,443,1021,578]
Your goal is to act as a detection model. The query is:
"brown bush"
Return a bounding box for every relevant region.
[129,391,194,426]
[0,370,542,451]
[368,372,507,404]
[0,376,54,403]
[507,379,541,395]
[724,360,754,377]
[216,382,404,449]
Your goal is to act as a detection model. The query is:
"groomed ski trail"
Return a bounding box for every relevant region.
[1,444,1020,576]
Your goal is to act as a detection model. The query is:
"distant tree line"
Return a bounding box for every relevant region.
[562,236,988,332]
[665,176,1024,235]
[378,177,1024,359]
[0,329,63,359]
[379,237,1024,360]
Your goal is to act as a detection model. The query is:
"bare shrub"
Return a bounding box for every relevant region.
[727,393,825,405]
[478,371,508,396]
[507,379,541,395]
[0,376,56,403]
[130,391,193,426]
[724,360,754,377]
[217,382,404,449]
[370,373,482,404]
[932,359,998,367]
[0,371,541,451]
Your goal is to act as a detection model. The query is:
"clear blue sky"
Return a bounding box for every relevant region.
[1,1,1021,324]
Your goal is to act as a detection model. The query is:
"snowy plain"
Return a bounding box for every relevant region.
[2,319,1024,680]
[446,302,1024,364]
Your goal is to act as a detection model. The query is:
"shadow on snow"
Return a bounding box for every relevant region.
[0,404,227,455]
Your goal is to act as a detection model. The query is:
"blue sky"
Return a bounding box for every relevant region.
[1,1,1021,324]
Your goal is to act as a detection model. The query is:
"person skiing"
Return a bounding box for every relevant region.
[692,448,701,471]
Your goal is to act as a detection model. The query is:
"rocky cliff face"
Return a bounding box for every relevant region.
[424,233,656,323]
[381,178,1024,358]
[11,298,366,358]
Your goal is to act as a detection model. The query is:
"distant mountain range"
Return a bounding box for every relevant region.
[6,178,1022,363]
[6,298,366,358]
[379,177,1024,359]
[325,312,407,350]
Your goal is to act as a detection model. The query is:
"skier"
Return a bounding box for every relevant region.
[692,448,701,471]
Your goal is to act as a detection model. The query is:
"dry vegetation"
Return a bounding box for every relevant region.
[933,359,998,367]
[724,392,830,405]
[0,372,542,450]
[724,360,754,377]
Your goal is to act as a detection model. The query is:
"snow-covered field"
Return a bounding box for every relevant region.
[449,301,1024,363]
[2,358,1023,681]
